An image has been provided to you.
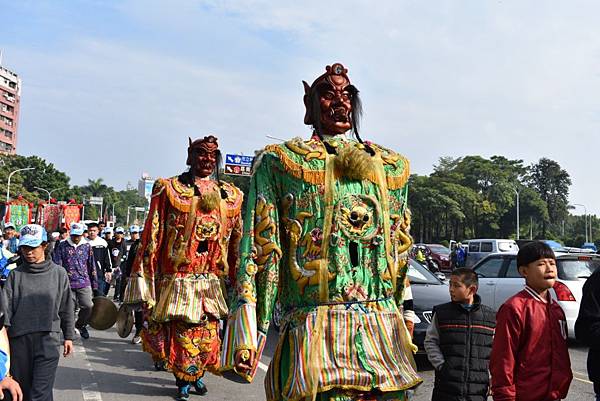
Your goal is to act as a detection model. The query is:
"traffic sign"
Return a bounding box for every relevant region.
[225,164,252,176]
[89,196,103,205]
[224,153,254,176]
[225,154,254,166]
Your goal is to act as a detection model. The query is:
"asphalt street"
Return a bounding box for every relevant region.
[54,324,595,401]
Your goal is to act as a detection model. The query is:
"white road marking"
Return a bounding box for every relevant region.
[75,341,104,401]
[573,370,593,384]
[258,361,269,372]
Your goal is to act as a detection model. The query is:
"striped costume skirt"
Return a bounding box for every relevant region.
[266,307,422,401]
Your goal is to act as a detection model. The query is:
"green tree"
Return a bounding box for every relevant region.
[527,158,571,237]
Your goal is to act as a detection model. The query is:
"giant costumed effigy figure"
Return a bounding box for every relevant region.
[124,135,243,401]
[222,63,421,401]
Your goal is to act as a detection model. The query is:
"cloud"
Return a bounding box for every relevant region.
[6,0,600,213]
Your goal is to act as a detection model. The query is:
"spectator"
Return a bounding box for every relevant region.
[490,241,572,401]
[87,223,112,296]
[575,264,600,400]
[121,225,143,344]
[52,223,98,340]
[57,228,68,242]
[425,268,496,401]
[3,224,73,401]
[2,226,18,254]
[108,227,127,301]
[0,324,23,401]
[103,227,113,242]
[455,243,466,268]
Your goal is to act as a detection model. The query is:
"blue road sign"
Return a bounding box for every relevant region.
[225,154,254,166]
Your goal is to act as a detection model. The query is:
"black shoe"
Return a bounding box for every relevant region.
[79,326,90,339]
[154,361,167,371]
[193,378,207,395]
[175,384,191,401]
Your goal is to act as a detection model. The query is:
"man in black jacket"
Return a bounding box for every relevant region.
[121,225,143,344]
[575,268,600,401]
[108,227,127,301]
[87,223,112,296]
[424,268,496,401]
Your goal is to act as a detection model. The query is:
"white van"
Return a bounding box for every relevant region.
[465,239,519,267]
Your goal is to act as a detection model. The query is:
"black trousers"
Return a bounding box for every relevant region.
[9,332,60,401]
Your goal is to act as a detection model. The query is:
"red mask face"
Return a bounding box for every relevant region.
[187,136,219,179]
[303,63,356,136]
[191,146,217,178]
[317,76,353,136]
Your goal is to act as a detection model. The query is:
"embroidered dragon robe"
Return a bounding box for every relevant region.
[222,137,421,401]
[124,175,243,381]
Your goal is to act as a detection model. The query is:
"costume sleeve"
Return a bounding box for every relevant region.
[389,183,412,307]
[575,271,600,347]
[227,208,243,287]
[490,303,521,401]
[87,246,98,290]
[424,314,444,370]
[124,180,167,306]
[402,278,416,323]
[221,153,281,381]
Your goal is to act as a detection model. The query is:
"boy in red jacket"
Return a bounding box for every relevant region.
[490,241,572,401]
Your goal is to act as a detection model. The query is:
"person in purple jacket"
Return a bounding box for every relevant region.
[52,222,98,340]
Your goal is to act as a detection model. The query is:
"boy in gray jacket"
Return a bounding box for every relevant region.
[2,224,74,401]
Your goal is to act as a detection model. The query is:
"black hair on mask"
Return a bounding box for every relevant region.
[517,241,556,268]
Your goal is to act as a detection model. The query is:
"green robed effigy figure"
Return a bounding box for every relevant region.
[221,63,422,401]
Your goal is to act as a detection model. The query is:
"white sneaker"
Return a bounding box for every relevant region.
[132,335,142,344]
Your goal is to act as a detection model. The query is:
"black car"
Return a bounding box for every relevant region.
[407,258,450,353]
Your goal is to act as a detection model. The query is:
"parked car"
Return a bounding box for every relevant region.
[465,239,519,267]
[471,251,600,338]
[415,243,452,271]
[582,242,598,252]
[408,258,450,353]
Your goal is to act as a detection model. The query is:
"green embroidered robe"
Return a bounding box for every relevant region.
[221,137,421,401]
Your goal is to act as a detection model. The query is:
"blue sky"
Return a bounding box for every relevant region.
[3,0,600,214]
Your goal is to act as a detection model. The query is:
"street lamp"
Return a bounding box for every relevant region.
[573,203,588,243]
[6,167,35,202]
[34,186,65,202]
[111,201,121,223]
[513,187,520,240]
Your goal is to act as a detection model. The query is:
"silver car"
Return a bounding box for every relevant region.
[472,251,600,339]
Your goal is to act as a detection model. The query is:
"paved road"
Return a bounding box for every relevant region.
[55,326,595,401]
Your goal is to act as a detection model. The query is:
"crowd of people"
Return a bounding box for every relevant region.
[0,221,142,400]
[0,62,599,401]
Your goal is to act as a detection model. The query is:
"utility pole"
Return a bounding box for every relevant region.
[573,204,588,243]
[513,187,520,240]
[530,217,533,240]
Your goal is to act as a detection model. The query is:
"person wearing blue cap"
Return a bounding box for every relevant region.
[52,222,98,340]
[2,224,74,401]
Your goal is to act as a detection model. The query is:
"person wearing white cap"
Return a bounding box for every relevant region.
[2,224,74,401]
[102,226,114,242]
[52,222,98,340]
